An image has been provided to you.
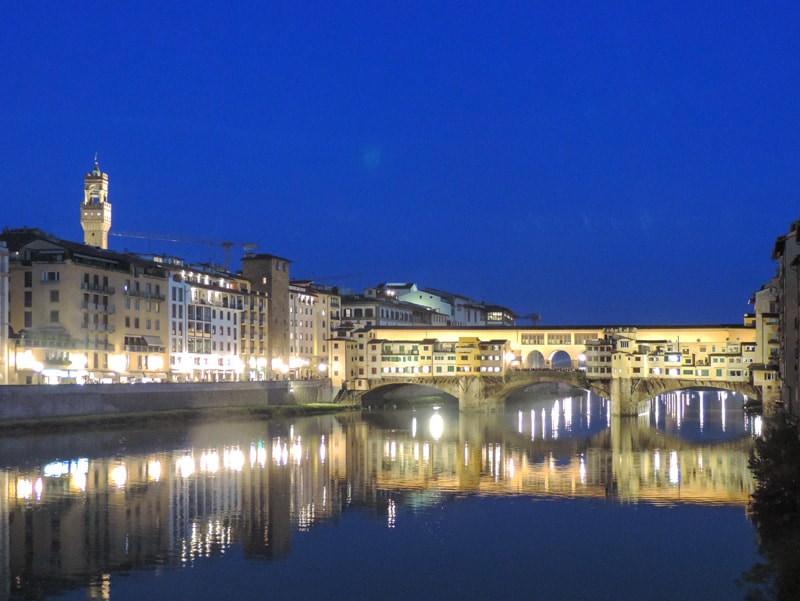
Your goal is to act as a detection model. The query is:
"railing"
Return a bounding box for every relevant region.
[17,339,74,349]
[81,282,116,293]
[81,323,116,333]
[81,302,116,314]
[82,341,115,351]
[124,289,165,300]
[15,339,114,352]
[124,344,166,353]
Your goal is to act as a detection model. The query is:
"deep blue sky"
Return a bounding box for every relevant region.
[2,2,799,324]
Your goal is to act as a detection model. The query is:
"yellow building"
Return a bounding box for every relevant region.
[329,337,359,390]
[288,281,337,379]
[1,229,170,383]
[608,325,757,384]
[455,337,480,373]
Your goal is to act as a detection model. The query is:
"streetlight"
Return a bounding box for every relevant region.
[109,354,127,383]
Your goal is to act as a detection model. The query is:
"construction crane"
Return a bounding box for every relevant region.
[109,231,256,271]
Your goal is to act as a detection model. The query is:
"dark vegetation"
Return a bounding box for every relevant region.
[741,411,800,600]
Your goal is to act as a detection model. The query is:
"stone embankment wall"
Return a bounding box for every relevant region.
[0,379,335,423]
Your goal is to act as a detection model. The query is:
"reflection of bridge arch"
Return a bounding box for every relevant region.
[622,378,760,407]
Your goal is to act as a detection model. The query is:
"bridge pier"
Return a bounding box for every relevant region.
[458,376,497,411]
[610,377,640,416]
[456,376,507,411]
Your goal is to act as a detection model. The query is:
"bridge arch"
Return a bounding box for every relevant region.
[525,350,546,369]
[549,350,573,369]
[360,381,458,408]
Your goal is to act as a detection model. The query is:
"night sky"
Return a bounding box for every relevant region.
[2,2,799,325]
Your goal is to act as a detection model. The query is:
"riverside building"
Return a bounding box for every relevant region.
[0,228,170,384]
[0,159,278,384]
[242,253,292,378]
[166,261,267,382]
[769,218,800,415]
[0,241,9,384]
[288,281,339,379]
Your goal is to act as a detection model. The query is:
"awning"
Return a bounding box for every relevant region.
[143,336,164,346]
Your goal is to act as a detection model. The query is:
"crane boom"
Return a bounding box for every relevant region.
[109,231,256,271]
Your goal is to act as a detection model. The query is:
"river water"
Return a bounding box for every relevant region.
[0,388,762,600]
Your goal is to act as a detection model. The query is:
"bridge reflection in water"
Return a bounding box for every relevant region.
[370,389,758,507]
[0,388,759,598]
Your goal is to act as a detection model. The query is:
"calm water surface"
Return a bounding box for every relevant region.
[1,388,761,600]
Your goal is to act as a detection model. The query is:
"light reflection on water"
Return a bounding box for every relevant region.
[0,388,761,600]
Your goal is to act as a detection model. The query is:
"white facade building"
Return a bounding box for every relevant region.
[168,265,245,381]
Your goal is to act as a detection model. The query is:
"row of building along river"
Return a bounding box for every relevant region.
[0,386,766,600]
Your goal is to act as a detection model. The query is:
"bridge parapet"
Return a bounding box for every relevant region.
[358,370,603,412]
[350,368,760,415]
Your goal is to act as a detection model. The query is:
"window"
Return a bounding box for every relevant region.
[50,289,59,303]
[49,310,59,323]
[24,291,32,307]
[24,271,32,287]
[42,271,60,282]
[24,311,32,327]
[548,333,572,345]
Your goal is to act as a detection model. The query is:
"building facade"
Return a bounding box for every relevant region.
[167,263,256,381]
[1,229,170,383]
[242,253,291,378]
[0,241,9,385]
[770,219,800,415]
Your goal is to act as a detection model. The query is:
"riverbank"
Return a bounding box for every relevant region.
[0,401,359,436]
[0,379,357,432]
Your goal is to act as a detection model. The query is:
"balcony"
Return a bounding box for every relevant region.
[81,282,116,294]
[125,289,166,300]
[124,344,166,353]
[81,302,116,314]
[81,341,116,351]
[81,323,116,333]
[17,338,74,350]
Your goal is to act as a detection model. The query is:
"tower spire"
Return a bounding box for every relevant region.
[81,158,112,248]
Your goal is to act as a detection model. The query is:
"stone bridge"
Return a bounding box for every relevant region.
[611,377,761,414]
[354,370,760,415]
[355,370,598,412]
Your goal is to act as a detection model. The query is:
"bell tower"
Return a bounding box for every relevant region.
[80,154,112,248]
